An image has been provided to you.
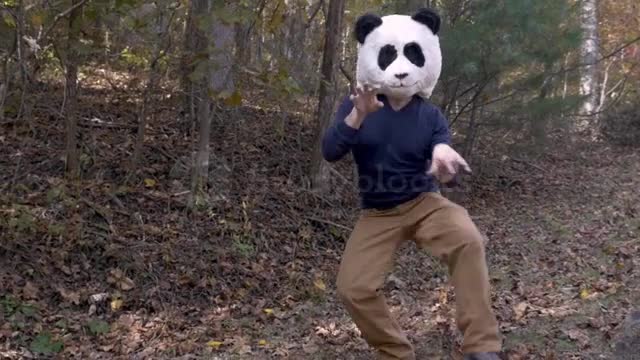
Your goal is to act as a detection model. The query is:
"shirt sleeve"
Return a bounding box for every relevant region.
[428,106,452,157]
[321,96,359,162]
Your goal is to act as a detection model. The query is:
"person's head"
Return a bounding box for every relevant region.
[354,8,442,100]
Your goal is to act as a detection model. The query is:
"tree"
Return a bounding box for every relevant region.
[435,0,582,152]
[63,0,84,179]
[310,0,346,192]
[186,0,235,208]
[579,0,600,119]
[131,3,178,172]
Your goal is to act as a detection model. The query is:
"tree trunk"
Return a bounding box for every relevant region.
[579,0,599,118]
[310,0,346,192]
[15,0,30,122]
[180,4,197,136]
[64,0,83,179]
[188,1,235,209]
[131,9,174,171]
[0,43,13,121]
[595,59,614,114]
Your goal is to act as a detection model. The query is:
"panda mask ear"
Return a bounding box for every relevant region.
[411,8,441,35]
[354,13,383,44]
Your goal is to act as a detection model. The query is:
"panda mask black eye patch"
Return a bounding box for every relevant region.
[404,42,425,67]
[378,45,398,71]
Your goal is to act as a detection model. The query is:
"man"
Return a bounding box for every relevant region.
[321,85,502,360]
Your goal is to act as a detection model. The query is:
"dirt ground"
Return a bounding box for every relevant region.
[1,86,638,359]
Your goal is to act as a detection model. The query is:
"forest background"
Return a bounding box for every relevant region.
[1,0,639,358]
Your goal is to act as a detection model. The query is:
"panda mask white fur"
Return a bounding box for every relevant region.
[354,8,442,99]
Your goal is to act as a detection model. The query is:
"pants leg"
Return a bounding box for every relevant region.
[411,193,501,354]
[336,213,414,360]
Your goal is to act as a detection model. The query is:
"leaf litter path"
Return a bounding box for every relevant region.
[234,143,640,360]
[1,91,638,360]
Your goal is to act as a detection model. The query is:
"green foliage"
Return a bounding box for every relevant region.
[441,0,581,83]
[6,206,38,235]
[254,67,303,99]
[120,47,149,68]
[1,0,17,7]
[46,185,66,204]
[430,0,584,145]
[232,236,255,258]
[87,319,110,335]
[1,11,15,28]
[1,296,40,320]
[30,333,63,355]
[1,296,19,316]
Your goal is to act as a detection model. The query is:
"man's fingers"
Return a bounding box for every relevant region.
[461,162,472,174]
[444,161,456,175]
[427,161,437,175]
[457,156,472,174]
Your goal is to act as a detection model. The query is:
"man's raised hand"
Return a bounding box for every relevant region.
[351,85,383,115]
[428,144,472,185]
[344,85,383,129]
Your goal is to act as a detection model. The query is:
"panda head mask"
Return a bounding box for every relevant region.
[354,8,442,99]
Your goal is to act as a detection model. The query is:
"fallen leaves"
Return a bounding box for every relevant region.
[110,298,123,311]
[1,83,638,360]
[313,278,326,292]
[579,288,590,299]
[206,340,223,350]
[88,292,109,315]
[564,329,590,347]
[107,269,135,291]
[302,339,320,354]
[514,301,529,321]
[22,282,39,300]
[56,286,81,305]
[143,178,157,188]
[511,301,577,323]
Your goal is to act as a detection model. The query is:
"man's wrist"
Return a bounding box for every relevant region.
[344,108,365,129]
[433,143,450,151]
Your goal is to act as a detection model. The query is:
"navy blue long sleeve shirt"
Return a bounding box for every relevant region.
[322,94,451,210]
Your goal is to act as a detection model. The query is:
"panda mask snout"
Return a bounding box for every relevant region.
[384,55,419,88]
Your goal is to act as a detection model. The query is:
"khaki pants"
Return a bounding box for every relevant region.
[336,192,501,359]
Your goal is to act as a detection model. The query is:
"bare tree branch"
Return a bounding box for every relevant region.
[548,35,640,79]
[39,0,90,43]
[339,62,354,93]
[305,0,325,29]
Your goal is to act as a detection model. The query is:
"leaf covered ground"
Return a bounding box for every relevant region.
[1,83,639,359]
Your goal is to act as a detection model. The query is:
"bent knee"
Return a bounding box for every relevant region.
[336,276,376,303]
[448,216,485,250]
[447,205,483,239]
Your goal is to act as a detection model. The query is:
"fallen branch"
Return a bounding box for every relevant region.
[327,165,355,189]
[509,157,547,173]
[81,198,117,235]
[306,216,351,232]
[78,120,137,130]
